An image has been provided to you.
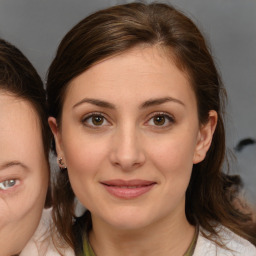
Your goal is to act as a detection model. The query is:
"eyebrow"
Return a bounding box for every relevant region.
[72,96,185,110]
[0,161,29,172]
[140,97,185,109]
[73,98,115,109]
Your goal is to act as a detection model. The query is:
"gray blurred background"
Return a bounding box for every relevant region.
[0,0,255,205]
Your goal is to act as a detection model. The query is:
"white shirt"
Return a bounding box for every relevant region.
[21,210,255,256]
[20,208,74,256]
[194,225,256,256]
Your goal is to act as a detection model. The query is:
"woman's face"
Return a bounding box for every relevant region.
[0,92,48,255]
[50,46,216,231]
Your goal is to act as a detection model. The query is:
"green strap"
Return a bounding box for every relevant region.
[184,225,199,256]
[83,237,96,256]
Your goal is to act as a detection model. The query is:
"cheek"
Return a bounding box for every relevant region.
[0,189,40,229]
[0,198,21,229]
[0,183,46,256]
[148,134,196,183]
[62,132,109,184]
[25,158,49,208]
[152,143,194,209]
[61,131,111,208]
[0,165,48,230]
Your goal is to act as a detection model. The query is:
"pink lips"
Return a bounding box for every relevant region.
[100,179,156,199]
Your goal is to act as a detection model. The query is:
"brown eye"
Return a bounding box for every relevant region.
[153,115,166,126]
[82,113,110,128]
[92,115,104,126]
[147,113,175,128]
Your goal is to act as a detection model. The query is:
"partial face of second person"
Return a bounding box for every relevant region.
[0,91,48,256]
[50,46,217,231]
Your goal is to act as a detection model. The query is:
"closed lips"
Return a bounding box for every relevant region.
[100,180,156,199]
[100,180,156,187]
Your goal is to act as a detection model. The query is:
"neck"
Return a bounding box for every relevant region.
[89,210,195,256]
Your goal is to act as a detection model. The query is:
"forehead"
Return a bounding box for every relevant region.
[64,46,195,108]
[0,92,43,161]
[0,91,39,125]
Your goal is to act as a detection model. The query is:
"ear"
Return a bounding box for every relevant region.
[193,110,218,164]
[48,117,64,159]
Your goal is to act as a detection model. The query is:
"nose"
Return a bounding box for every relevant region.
[109,125,146,171]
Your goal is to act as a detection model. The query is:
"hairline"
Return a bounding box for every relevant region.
[56,43,198,126]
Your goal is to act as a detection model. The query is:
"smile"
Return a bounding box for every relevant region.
[100,179,156,199]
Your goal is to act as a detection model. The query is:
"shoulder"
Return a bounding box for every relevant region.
[193,224,256,256]
[20,208,75,256]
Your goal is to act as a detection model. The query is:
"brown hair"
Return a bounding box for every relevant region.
[46,2,255,250]
[0,38,52,206]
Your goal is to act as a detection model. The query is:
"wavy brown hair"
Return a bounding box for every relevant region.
[46,2,255,251]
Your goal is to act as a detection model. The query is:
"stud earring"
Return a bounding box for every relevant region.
[58,157,67,169]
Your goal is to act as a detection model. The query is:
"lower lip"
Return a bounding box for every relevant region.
[102,184,155,199]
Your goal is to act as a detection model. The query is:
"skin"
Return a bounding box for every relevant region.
[0,92,48,256]
[49,46,217,256]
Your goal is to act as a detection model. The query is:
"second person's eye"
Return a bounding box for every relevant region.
[0,179,18,190]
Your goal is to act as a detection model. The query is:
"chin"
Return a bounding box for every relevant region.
[110,219,150,231]
[101,208,155,231]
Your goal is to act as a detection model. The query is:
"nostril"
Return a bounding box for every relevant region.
[110,151,146,171]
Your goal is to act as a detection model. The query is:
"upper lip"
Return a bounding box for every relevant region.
[100,179,156,187]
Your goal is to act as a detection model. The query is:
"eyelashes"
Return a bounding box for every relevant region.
[81,111,175,129]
